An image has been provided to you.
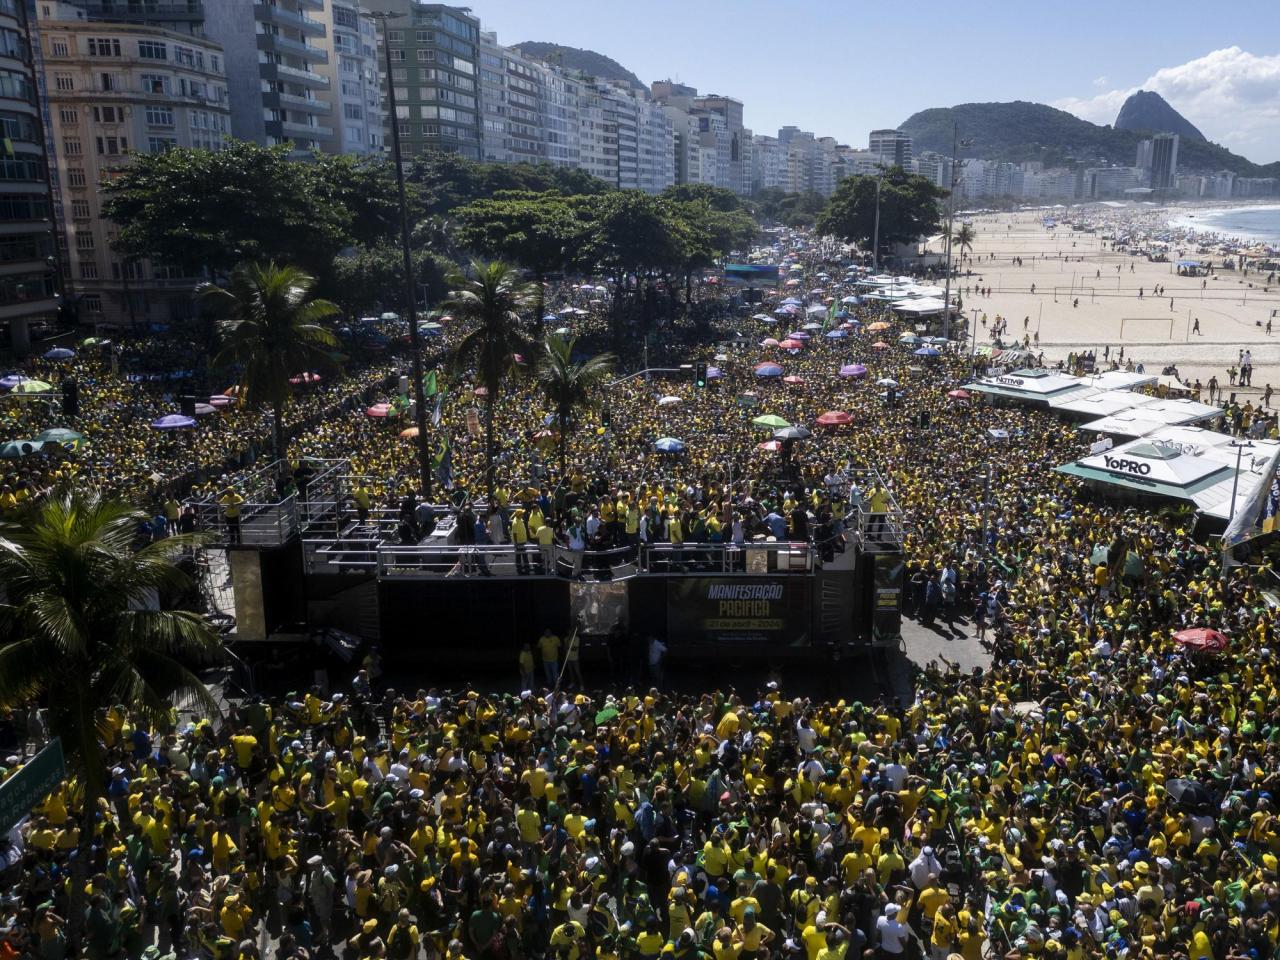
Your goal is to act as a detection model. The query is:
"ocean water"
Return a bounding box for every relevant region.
[1177,205,1280,245]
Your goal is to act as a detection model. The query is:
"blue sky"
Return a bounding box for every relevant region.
[472,0,1280,163]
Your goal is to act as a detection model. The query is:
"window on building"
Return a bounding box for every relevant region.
[58,107,77,125]
[147,137,175,154]
[390,68,407,82]
[71,199,90,219]
[173,46,195,66]
[75,232,94,250]
[138,40,167,60]
[92,106,120,123]
[83,294,102,314]
[66,168,86,187]
[343,103,362,120]
[54,74,73,91]
[87,38,121,57]
[332,6,358,29]
[139,73,168,95]
[95,136,126,155]
[50,38,68,57]
[79,261,98,279]
[386,30,403,43]
[62,137,81,156]
[416,30,433,42]
[388,49,405,62]
[416,49,434,62]
[144,106,173,127]
[99,73,118,92]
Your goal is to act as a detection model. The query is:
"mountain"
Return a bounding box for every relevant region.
[898,101,1280,178]
[514,42,647,94]
[1114,90,1205,141]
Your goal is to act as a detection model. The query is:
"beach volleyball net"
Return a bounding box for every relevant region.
[1119,316,1178,343]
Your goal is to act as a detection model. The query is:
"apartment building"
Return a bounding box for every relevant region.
[317,0,384,155]
[0,0,57,354]
[38,0,229,328]
[372,1,480,159]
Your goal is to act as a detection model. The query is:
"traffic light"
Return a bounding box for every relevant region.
[694,361,707,389]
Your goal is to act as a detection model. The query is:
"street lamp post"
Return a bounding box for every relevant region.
[1222,439,1255,584]
[872,171,883,273]
[940,125,969,342]
[372,11,432,501]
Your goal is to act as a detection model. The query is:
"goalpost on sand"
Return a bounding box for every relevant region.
[1119,316,1178,343]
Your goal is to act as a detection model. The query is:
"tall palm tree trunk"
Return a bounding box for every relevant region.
[484,391,496,500]
[272,397,285,464]
[558,408,569,480]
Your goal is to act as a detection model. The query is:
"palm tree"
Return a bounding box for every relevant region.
[199,262,339,462]
[444,259,536,498]
[0,491,223,950]
[952,223,976,260]
[536,334,616,478]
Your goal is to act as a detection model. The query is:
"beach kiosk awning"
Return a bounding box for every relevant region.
[1057,438,1234,500]
[964,368,1095,406]
[1051,390,1153,418]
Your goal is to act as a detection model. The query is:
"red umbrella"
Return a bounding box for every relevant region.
[871,341,890,350]
[782,375,805,385]
[289,372,321,385]
[816,410,853,427]
[758,439,782,452]
[1172,628,1229,653]
[947,389,972,401]
[779,339,804,350]
[366,403,393,418]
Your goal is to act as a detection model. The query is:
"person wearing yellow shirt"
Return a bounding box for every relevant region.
[929,903,959,957]
[511,509,531,575]
[219,893,252,940]
[539,629,561,687]
[733,909,773,959]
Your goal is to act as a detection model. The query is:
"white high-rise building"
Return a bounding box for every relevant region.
[318,1,385,155]
[868,128,912,169]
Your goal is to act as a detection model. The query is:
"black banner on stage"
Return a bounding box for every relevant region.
[668,578,810,645]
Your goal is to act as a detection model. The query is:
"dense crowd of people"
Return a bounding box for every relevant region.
[5,233,1280,960]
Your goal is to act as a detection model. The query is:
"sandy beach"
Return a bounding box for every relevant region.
[948,205,1280,395]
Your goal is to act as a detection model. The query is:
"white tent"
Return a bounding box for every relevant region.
[893,297,949,316]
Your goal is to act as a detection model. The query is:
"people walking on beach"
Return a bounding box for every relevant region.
[1265,384,1273,409]
[1229,365,1238,387]
[1192,317,1200,335]
[1208,375,1219,402]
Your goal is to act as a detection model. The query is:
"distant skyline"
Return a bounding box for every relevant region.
[470,0,1280,164]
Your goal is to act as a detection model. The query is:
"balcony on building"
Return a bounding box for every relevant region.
[272,91,331,115]
[264,62,330,89]
[281,119,332,140]
[254,3,325,38]
[257,32,328,64]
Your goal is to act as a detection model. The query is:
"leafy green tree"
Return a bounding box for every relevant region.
[101,141,354,277]
[444,260,536,497]
[661,183,744,212]
[324,245,449,322]
[200,262,339,460]
[816,167,946,250]
[452,192,586,324]
[409,151,611,219]
[583,192,685,333]
[535,334,616,477]
[310,153,415,249]
[952,222,976,259]
[0,490,223,951]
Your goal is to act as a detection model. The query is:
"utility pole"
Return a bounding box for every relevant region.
[373,12,432,500]
[872,172,883,273]
[940,124,963,341]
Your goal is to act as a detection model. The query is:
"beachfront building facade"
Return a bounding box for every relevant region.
[37,0,230,329]
[868,128,912,169]
[315,0,385,155]
[0,0,57,355]
[372,1,481,160]
[204,0,332,155]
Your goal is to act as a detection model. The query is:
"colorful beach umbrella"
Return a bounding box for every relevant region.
[752,414,790,429]
[151,414,196,430]
[839,364,868,378]
[366,403,393,418]
[43,347,74,360]
[754,363,783,378]
[654,437,685,453]
[816,410,853,427]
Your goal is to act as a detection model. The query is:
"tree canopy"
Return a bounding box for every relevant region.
[101,141,403,277]
[815,167,947,249]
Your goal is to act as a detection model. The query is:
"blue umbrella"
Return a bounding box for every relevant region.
[0,374,26,391]
[706,366,723,379]
[654,437,685,453]
[913,346,941,357]
[151,414,196,430]
[43,347,74,360]
[824,329,848,339]
[754,362,783,378]
[542,313,559,322]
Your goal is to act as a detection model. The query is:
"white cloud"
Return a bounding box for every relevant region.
[1052,47,1280,163]
[1092,75,1109,88]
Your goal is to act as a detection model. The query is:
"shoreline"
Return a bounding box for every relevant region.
[1166,203,1280,246]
